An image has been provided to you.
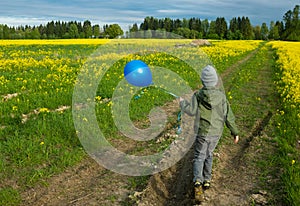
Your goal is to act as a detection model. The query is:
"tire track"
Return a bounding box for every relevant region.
[138,43,279,205]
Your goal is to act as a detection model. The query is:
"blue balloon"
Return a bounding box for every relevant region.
[124,60,152,87]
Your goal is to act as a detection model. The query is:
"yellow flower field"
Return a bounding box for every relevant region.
[0,39,109,45]
[2,39,300,205]
[203,40,261,60]
[269,41,300,107]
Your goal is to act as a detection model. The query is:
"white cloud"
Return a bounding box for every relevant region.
[157,9,184,14]
[0,16,49,26]
[0,0,298,29]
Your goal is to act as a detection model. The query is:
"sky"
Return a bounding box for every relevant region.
[0,0,298,31]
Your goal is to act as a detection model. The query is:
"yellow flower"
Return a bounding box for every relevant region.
[95,96,102,102]
[107,101,113,107]
[40,141,45,145]
[0,39,109,45]
[292,160,295,165]
[269,41,300,106]
[39,108,50,113]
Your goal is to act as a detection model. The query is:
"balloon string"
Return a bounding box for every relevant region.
[134,85,179,100]
[155,87,179,98]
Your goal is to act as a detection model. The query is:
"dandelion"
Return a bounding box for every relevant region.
[39,108,50,113]
[12,106,18,111]
[95,96,102,102]
[40,141,45,145]
[292,160,295,165]
[107,101,113,107]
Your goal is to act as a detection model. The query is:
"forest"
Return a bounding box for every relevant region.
[0,5,299,40]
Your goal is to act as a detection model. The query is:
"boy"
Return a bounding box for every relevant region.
[179,65,239,200]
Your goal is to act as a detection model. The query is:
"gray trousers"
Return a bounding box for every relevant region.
[193,135,220,183]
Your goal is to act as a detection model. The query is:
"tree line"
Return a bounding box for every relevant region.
[0,20,123,39]
[129,5,299,41]
[0,5,298,40]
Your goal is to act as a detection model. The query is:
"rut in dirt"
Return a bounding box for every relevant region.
[138,43,281,206]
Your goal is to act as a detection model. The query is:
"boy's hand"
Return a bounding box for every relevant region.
[234,136,239,144]
[179,97,184,102]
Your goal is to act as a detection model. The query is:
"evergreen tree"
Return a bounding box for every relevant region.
[46,21,55,38]
[54,21,62,38]
[189,17,201,32]
[229,17,238,33]
[38,24,45,38]
[201,19,209,38]
[3,25,10,39]
[283,5,300,40]
[261,22,269,40]
[152,17,159,30]
[174,19,182,31]
[182,18,189,28]
[207,21,218,39]
[93,24,100,38]
[216,17,227,39]
[129,23,139,37]
[273,26,280,40]
[0,25,4,39]
[163,18,172,32]
[268,21,280,40]
[275,21,284,39]
[253,25,262,40]
[83,20,92,38]
[69,23,79,38]
[241,17,253,39]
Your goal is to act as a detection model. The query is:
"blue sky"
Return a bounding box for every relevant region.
[0,0,298,31]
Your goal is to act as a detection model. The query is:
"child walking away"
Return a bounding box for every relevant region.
[179,65,239,202]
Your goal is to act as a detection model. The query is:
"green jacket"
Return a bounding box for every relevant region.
[180,87,239,137]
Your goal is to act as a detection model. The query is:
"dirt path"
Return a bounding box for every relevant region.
[21,44,282,206]
[137,44,282,205]
[21,157,131,206]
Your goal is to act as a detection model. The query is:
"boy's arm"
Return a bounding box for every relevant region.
[179,94,198,116]
[225,100,239,137]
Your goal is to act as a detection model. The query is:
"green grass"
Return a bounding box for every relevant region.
[272,90,300,204]
[265,44,300,206]
[0,111,85,187]
[0,187,21,206]
[220,42,300,205]
[0,41,264,204]
[215,43,289,205]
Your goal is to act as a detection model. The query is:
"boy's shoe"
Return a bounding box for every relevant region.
[203,180,211,190]
[194,181,204,202]
[194,181,202,188]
